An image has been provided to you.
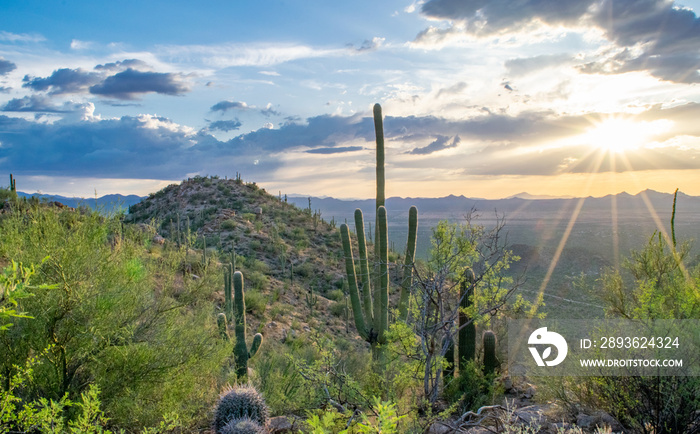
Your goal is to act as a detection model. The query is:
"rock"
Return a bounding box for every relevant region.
[503,376,513,391]
[268,416,294,433]
[523,384,536,399]
[267,321,278,328]
[152,234,165,244]
[577,411,623,432]
[514,405,546,426]
[427,422,452,434]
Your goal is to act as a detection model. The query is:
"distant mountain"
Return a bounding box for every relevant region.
[16,191,144,212]
[507,192,576,200]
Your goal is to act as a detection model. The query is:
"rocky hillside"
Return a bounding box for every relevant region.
[125,175,408,348]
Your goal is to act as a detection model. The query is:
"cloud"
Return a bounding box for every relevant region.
[211,100,280,117]
[505,54,572,76]
[435,82,468,99]
[305,146,364,154]
[420,0,595,35]
[418,0,700,84]
[70,39,95,50]
[408,135,461,154]
[210,100,249,112]
[23,68,102,95]
[206,119,243,132]
[158,42,342,68]
[95,59,150,72]
[348,37,385,52]
[0,31,45,43]
[0,87,11,93]
[0,58,17,76]
[3,104,698,184]
[20,61,192,100]
[0,114,280,180]
[89,69,190,100]
[2,95,67,112]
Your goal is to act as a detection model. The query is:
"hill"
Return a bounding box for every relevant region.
[124,175,413,351]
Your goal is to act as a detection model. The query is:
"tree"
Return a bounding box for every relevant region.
[583,229,700,433]
[399,212,531,403]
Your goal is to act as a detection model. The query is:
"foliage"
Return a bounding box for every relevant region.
[404,215,531,403]
[1,353,182,433]
[0,260,52,331]
[572,229,700,433]
[0,206,228,430]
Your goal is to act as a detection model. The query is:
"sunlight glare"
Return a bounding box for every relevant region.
[582,118,673,153]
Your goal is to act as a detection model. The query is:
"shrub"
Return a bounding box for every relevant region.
[222,219,237,230]
[213,385,269,433]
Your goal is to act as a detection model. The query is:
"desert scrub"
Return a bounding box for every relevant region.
[0,205,228,430]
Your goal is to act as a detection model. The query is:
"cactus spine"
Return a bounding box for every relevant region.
[483,330,498,376]
[458,268,476,372]
[233,271,263,378]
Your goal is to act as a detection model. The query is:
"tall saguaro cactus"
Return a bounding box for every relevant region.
[339,103,418,363]
[232,271,263,378]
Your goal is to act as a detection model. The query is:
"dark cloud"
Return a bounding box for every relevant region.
[306,146,364,154]
[207,119,243,132]
[94,59,149,72]
[419,0,700,84]
[211,100,249,112]
[348,37,384,52]
[2,95,68,112]
[409,135,461,155]
[505,54,572,76]
[0,114,280,180]
[420,0,595,35]
[0,58,17,76]
[23,68,102,95]
[211,100,280,117]
[435,82,468,99]
[89,69,190,99]
[2,103,698,182]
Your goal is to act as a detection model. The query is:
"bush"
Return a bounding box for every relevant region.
[0,206,228,430]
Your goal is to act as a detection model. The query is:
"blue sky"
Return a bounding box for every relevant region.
[2,0,700,199]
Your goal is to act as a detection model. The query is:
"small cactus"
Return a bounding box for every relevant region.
[483,330,498,376]
[458,268,476,371]
[221,417,266,434]
[213,385,269,434]
[233,271,263,379]
[217,313,230,341]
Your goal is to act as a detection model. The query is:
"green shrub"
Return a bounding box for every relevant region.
[222,219,237,230]
[0,207,228,430]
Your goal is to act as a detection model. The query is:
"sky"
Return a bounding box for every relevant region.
[2,0,700,199]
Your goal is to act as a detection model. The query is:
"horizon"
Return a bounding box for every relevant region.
[3,1,700,199]
[11,181,693,202]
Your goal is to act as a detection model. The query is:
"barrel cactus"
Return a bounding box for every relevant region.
[213,385,269,434]
[220,417,266,434]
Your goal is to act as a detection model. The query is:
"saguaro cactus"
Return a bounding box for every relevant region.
[459,268,476,372]
[483,330,498,376]
[339,103,418,364]
[233,271,263,378]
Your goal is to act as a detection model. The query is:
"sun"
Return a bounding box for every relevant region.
[580,118,673,153]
